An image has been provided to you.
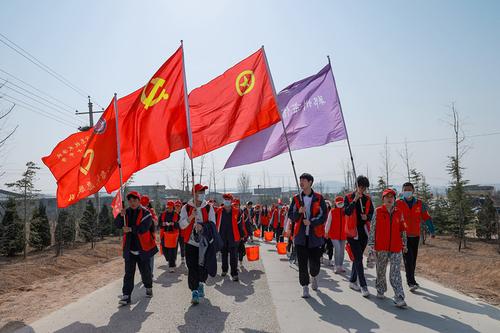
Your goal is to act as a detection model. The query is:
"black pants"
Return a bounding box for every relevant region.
[178,237,185,259]
[324,238,334,260]
[238,239,246,261]
[221,244,239,277]
[403,236,420,285]
[296,237,322,286]
[163,245,178,267]
[347,236,368,287]
[275,226,284,242]
[123,253,152,296]
[185,243,208,291]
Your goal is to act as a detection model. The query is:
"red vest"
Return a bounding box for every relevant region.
[122,208,157,252]
[328,207,346,240]
[345,193,372,238]
[374,205,406,252]
[181,204,211,244]
[159,211,180,238]
[216,207,241,241]
[396,199,430,237]
[272,208,287,228]
[292,193,324,238]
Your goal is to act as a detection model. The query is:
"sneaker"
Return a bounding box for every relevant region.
[349,282,361,291]
[181,258,185,266]
[409,284,419,292]
[330,259,335,267]
[302,286,310,298]
[339,266,346,273]
[197,283,205,298]
[311,276,318,291]
[169,267,175,273]
[376,292,385,299]
[221,271,227,277]
[361,287,370,297]
[394,297,407,308]
[232,275,239,282]
[146,288,153,298]
[191,290,200,305]
[118,295,131,305]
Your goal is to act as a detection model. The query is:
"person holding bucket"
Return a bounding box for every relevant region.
[324,196,347,273]
[288,173,327,298]
[271,200,287,242]
[140,195,158,278]
[159,200,181,272]
[344,175,374,298]
[179,184,216,305]
[260,205,270,238]
[217,193,245,281]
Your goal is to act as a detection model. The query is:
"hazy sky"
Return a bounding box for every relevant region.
[1,0,499,195]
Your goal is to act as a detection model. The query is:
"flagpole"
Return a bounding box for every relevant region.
[180,40,198,211]
[113,93,127,226]
[261,46,301,196]
[327,55,357,187]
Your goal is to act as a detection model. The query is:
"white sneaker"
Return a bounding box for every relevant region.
[395,297,407,308]
[302,286,310,298]
[330,259,335,267]
[349,282,361,291]
[376,292,385,299]
[311,277,318,291]
[409,284,419,292]
[169,267,175,273]
[361,287,370,297]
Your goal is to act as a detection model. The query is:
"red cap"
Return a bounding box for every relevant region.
[232,198,240,205]
[166,200,175,208]
[193,184,208,192]
[222,193,233,200]
[174,200,182,207]
[140,195,150,206]
[382,188,397,198]
[335,196,344,204]
[126,191,141,200]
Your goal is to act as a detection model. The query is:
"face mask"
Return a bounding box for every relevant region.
[223,200,232,207]
[336,203,344,209]
[198,193,206,202]
[403,191,413,199]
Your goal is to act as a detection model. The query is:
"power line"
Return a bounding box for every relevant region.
[0,33,104,108]
[1,84,85,125]
[0,95,79,129]
[0,68,75,110]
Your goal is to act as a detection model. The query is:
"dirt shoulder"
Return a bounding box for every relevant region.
[0,238,124,332]
[416,236,500,306]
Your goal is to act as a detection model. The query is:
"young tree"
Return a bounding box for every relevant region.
[55,210,75,256]
[0,197,24,256]
[430,196,451,235]
[476,196,497,240]
[79,200,97,248]
[98,204,112,238]
[237,172,251,194]
[29,202,51,251]
[380,137,396,187]
[374,176,387,207]
[399,139,413,182]
[5,161,40,258]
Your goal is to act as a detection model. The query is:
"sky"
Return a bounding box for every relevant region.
[0,0,499,195]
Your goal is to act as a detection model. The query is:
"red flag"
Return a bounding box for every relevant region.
[188,48,280,158]
[111,191,123,218]
[56,98,118,208]
[42,130,92,181]
[104,46,189,192]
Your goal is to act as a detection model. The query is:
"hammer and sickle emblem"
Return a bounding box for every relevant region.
[141,77,170,110]
[235,70,255,96]
[80,149,94,175]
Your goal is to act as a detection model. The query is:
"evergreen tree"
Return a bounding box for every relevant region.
[79,200,97,247]
[0,198,24,256]
[98,204,112,237]
[374,176,387,207]
[476,196,498,240]
[29,202,51,251]
[430,196,452,235]
[55,210,75,256]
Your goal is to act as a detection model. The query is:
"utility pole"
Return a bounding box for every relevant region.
[76,96,104,248]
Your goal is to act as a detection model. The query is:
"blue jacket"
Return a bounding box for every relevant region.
[288,190,327,248]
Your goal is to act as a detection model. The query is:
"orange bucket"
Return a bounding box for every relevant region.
[253,229,262,238]
[276,242,287,255]
[264,231,274,242]
[245,246,260,261]
[164,232,179,249]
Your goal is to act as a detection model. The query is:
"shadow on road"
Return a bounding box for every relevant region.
[213,269,264,303]
[177,298,229,333]
[305,289,379,332]
[371,294,482,333]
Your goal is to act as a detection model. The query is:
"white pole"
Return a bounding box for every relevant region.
[113,93,127,225]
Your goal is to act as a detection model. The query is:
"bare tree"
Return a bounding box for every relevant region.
[380,137,396,187]
[237,172,251,194]
[198,155,206,184]
[399,138,412,182]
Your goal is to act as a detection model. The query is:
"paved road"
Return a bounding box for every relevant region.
[12,240,500,333]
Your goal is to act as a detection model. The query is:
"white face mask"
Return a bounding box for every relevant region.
[197,193,206,202]
[223,200,232,207]
[336,203,344,209]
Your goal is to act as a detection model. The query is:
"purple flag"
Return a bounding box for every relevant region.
[224,64,347,169]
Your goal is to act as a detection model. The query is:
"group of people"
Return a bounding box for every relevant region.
[114,172,434,309]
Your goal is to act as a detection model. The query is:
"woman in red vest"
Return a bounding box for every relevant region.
[140,195,158,278]
[174,200,185,266]
[324,196,347,273]
[260,205,270,238]
[159,200,181,272]
[368,188,408,308]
